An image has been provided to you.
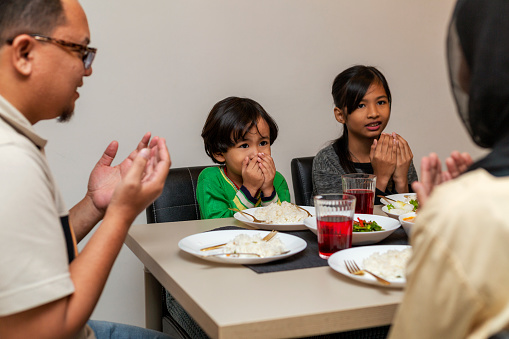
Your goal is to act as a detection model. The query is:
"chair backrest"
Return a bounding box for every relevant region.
[490,330,509,339]
[291,156,315,206]
[146,165,209,223]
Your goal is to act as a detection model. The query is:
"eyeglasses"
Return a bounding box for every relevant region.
[6,33,97,70]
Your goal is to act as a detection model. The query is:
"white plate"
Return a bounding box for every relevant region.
[380,193,417,205]
[233,206,315,231]
[328,245,411,288]
[178,230,307,264]
[303,214,400,245]
[381,205,415,220]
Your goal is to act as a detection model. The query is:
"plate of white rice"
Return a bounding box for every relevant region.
[233,202,315,231]
[178,230,307,264]
[328,245,412,288]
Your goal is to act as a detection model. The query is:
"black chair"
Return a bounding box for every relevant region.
[490,330,509,339]
[146,165,210,339]
[291,156,315,206]
[146,165,207,223]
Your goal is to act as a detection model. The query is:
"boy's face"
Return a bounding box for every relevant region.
[214,118,271,183]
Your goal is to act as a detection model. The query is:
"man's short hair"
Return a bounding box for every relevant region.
[0,0,66,47]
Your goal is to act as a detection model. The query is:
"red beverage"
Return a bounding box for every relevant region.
[345,189,374,214]
[317,215,353,259]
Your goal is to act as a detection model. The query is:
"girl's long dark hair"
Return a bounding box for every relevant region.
[332,65,392,172]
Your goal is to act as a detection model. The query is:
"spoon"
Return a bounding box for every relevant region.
[228,208,266,223]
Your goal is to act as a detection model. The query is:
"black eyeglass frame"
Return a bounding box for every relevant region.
[6,33,97,70]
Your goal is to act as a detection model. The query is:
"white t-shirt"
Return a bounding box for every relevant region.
[0,95,93,338]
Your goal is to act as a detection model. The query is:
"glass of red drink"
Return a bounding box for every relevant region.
[314,194,356,259]
[342,174,376,214]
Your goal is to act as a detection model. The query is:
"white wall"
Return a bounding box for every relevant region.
[34,0,485,328]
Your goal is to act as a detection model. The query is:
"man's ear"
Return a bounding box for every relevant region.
[334,107,346,124]
[10,35,35,76]
[213,152,225,163]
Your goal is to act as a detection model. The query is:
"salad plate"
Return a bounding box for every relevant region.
[380,194,418,219]
[178,230,307,264]
[304,214,400,245]
[233,206,315,231]
[328,245,411,288]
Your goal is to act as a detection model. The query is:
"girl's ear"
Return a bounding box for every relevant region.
[213,152,226,163]
[334,107,346,124]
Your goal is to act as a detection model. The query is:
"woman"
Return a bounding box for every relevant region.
[389,0,509,338]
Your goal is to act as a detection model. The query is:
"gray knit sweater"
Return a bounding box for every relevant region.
[312,144,418,199]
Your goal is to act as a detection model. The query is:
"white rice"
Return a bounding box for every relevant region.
[224,233,286,257]
[362,248,412,280]
[254,201,308,224]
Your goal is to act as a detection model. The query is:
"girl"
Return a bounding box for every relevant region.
[198,96,291,219]
[312,65,418,201]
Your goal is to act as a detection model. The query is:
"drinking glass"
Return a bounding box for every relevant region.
[342,174,376,214]
[314,194,356,259]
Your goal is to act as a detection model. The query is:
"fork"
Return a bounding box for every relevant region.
[262,230,278,242]
[200,230,278,251]
[344,259,390,285]
[228,208,266,223]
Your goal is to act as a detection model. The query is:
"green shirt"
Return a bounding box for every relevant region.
[196,166,291,219]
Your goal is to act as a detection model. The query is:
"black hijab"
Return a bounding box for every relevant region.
[447,0,509,176]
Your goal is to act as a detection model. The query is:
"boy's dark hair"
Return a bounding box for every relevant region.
[201,96,279,164]
[0,0,65,47]
[332,65,391,173]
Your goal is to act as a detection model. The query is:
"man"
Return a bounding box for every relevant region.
[389,0,509,337]
[0,0,171,338]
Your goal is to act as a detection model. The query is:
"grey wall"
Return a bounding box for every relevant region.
[34,0,484,327]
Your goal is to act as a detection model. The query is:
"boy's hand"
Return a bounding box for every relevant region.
[242,156,264,197]
[258,153,276,197]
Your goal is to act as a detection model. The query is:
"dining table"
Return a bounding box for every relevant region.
[124,205,408,339]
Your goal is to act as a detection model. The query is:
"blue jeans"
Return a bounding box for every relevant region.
[87,320,173,339]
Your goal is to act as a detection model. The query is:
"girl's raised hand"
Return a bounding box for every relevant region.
[242,156,264,197]
[370,133,397,191]
[393,133,413,193]
[258,153,276,197]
